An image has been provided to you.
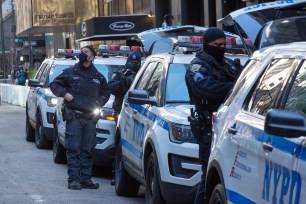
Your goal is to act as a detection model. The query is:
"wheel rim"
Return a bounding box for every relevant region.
[36,114,42,143]
[147,159,154,200]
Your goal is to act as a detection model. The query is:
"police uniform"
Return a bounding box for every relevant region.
[108,51,141,122]
[185,27,239,204]
[50,61,110,188]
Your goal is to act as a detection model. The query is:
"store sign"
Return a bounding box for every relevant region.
[109,21,135,31]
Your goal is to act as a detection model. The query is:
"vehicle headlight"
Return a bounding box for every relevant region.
[169,122,196,144]
[47,97,58,107]
[100,107,115,121]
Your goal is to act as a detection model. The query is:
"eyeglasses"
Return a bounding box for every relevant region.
[128,61,140,65]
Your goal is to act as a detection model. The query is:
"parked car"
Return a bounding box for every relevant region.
[26,50,78,149]
[52,49,128,166]
[206,42,306,204]
[219,0,306,54]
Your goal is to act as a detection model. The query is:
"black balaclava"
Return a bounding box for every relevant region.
[203,27,226,62]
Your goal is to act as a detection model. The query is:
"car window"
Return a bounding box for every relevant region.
[166,63,190,103]
[248,58,295,116]
[39,64,50,85]
[224,60,257,106]
[35,63,47,80]
[146,62,163,97]
[284,61,306,114]
[135,61,158,90]
[49,64,73,83]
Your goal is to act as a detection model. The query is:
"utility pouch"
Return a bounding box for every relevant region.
[62,105,74,121]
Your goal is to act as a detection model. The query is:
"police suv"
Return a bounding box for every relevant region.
[52,45,130,166]
[206,42,306,204]
[26,49,78,149]
[114,33,247,203]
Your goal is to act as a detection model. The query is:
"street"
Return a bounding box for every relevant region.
[0,103,144,204]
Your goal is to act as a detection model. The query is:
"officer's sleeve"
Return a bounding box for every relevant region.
[107,71,125,95]
[50,70,68,98]
[186,69,233,101]
[97,75,110,107]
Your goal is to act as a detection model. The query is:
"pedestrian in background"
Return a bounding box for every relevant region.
[108,50,142,123]
[50,45,110,190]
[15,65,27,86]
[185,27,239,203]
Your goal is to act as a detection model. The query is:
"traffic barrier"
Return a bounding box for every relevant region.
[0,83,29,107]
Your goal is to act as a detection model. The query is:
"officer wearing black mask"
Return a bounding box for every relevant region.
[50,45,110,190]
[185,27,239,203]
[108,51,141,122]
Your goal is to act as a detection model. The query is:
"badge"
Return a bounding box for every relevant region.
[190,64,202,72]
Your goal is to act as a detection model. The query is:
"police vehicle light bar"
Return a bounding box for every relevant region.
[97,44,143,56]
[56,49,81,58]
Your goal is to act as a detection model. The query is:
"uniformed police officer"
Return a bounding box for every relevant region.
[185,27,239,203]
[108,51,141,122]
[50,45,110,190]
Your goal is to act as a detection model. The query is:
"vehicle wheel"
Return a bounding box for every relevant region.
[53,121,67,164]
[115,142,140,196]
[25,111,35,142]
[145,152,165,204]
[35,111,51,149]
[209,184,226,204]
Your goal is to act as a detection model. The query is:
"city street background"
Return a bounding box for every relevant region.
[0,103,144,204]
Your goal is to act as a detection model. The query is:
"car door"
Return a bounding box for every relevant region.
[131,61,163,174]
[245,58,301,203]
[280,60,306,203]
[120,61,158,170]
[27,63,48,124]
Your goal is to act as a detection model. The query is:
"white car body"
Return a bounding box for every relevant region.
[206,42,306,203]
[26,57,77,149]
[54,56,127,166]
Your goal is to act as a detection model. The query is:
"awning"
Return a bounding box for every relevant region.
[75,14,154,42]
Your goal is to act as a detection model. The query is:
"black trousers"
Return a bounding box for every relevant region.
[65,118,97,183]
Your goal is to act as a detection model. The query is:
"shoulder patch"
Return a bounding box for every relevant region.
[190,64,202,72]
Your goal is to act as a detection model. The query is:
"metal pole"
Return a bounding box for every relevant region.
[0,0,6,78]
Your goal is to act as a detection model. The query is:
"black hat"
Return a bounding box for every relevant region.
[203,27,226,43]
[127,51,141,63]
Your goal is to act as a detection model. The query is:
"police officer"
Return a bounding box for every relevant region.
[50,45,110,190]
[108,51,141,122]
[185,27,239,203]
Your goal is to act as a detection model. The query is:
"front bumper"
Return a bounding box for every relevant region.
[93,144,115,166]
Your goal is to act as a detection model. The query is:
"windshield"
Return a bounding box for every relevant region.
[166,63,190,103]
[49,64,124,83]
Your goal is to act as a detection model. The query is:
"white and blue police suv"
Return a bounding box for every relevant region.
[53,47,128,166]
[114,30,248,203]
[206,42,306,204]
[26,49,78,149]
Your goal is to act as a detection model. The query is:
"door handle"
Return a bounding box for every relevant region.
[227,127,237,135]
[133,109,137,114]
[262,142,273,152]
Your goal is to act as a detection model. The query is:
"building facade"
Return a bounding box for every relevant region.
[0,0,266,77]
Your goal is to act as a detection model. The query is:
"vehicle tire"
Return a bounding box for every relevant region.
[35,110,51,149]
[115,142,140,196]
[209,184,226,204]
[53,121,67,164]
[25,110,35,142]
[145,152,165,204]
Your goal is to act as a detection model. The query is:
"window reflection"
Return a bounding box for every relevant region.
[285,64,306,114]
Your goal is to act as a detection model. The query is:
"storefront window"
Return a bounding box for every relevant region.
[112,0,119,15]
[142,0,150,10]
[126,0,133,14]
[133,0,142,13]
[119,0,126,15]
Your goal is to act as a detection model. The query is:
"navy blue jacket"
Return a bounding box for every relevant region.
[108,67,136,113]
[50,62,110,113]
[185,50,238,112]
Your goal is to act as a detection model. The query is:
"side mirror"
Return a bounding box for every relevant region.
[28,79,43,88]
[264,109,306,138]
[127,89,157,106]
